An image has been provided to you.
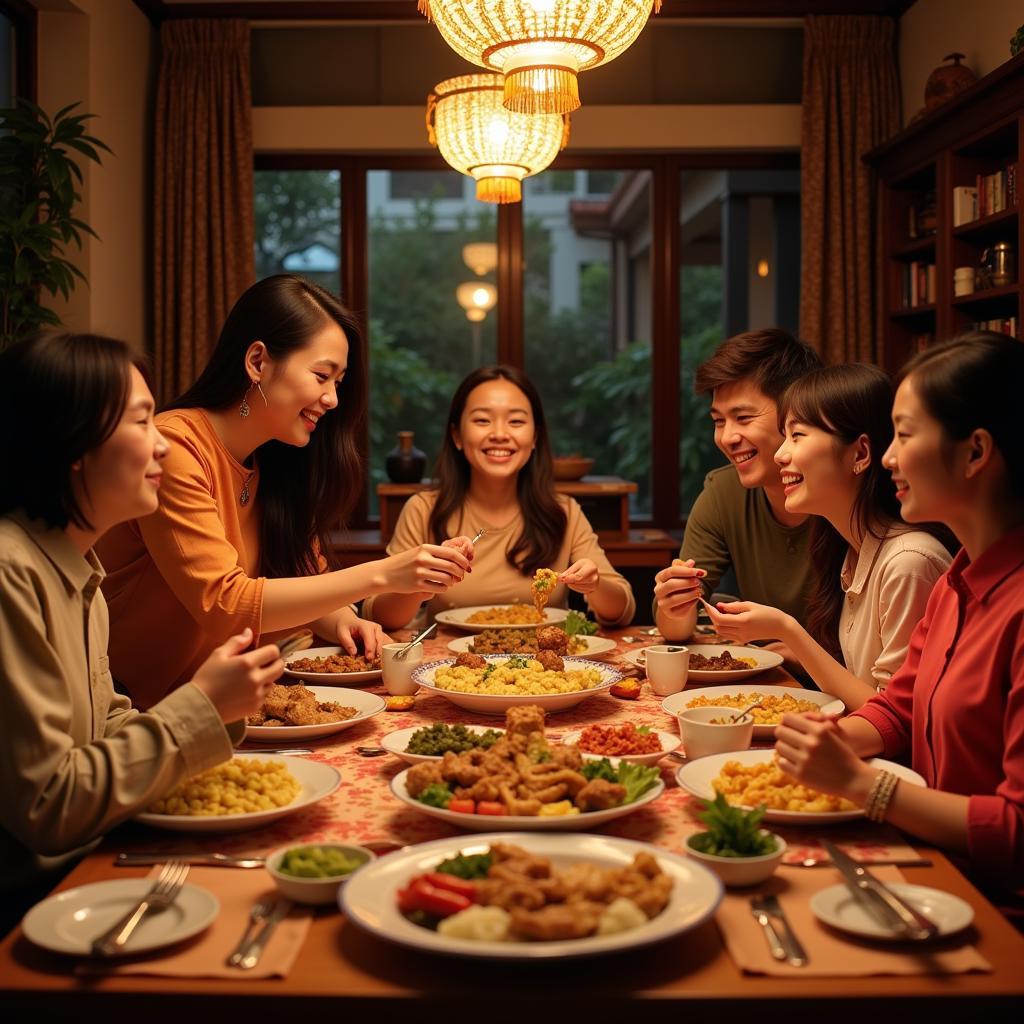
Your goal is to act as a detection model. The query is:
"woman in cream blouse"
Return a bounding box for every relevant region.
[364,365,635,630]
[703,363,951,710]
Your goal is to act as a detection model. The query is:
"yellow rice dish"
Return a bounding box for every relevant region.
[465,604,545,625]
[432,660,603,696]
[713,758,857,813]
[686,691,822,725]
[148,758,301,816]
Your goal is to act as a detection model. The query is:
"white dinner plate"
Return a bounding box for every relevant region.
[412,655,622,715]
[675,749,926,825]
[434,605,570,634]
[380,724,506,765]
[136,753,342,833]
[662,685,845,740]
[22,879,219,957]
[624,644,784,682]
[560,727,680,766]
[446,634,619,658]
[283,646,382,685]
[341,832,722,959]
[246,686,387,742]
[811,883,974,941]
[391,767,664,832]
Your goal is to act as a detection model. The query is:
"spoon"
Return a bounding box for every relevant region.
[730,702,763,723]
[470,527,488,545]
[239,747,313,755]
[395,621,437,660]
[356,746,388,757]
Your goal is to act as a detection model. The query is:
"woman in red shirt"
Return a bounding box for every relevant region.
[774,331,1024,918]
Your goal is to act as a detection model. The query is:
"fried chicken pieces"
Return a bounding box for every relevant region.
[246,683,357,727]
[404,704,626,815]
[475,842,672,941]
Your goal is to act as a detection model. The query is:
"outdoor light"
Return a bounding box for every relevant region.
[456,281,498,322]
[463,241,498,275]
[427,73,568,204]
[419,1,661,114]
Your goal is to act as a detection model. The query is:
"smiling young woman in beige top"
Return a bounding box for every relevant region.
[704,364,952,710]
[0,332,282,926]
[364,366,635,630]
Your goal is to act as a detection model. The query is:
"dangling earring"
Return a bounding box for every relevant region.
[239,381,254,418]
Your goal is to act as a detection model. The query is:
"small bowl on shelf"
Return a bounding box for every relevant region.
[684,831,787,888]
[266,842,376,906]
[552,455,594,481]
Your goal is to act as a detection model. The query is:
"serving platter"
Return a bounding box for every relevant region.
[434,605,570,633]
[283,646,382,685]
[246,686,386,742]
[624,643,783,683]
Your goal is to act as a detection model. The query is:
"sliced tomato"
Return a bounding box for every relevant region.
[477,800,507,815]
[447,798,475,814]
[409,876,472,917]
[396,885,419,914]
[424,872,478,900]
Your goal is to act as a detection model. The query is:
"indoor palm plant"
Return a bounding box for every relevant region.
[0,99,109,348]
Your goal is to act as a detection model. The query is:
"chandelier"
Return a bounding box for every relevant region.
[418,1,661,114]
[427,73,569,204]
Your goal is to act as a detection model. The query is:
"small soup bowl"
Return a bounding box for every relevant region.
[677,705,754,760]
[266,842,376,906]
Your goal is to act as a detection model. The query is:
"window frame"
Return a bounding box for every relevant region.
[254,149,798,531]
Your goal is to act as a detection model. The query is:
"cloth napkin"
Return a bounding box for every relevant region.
[78,866,312,979]
[716,864,991,977]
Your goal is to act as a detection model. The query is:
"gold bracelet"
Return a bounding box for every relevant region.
[866,769,900,822]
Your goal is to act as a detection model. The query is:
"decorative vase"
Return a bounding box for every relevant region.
[924,53,977,110]
[385,431,426,483]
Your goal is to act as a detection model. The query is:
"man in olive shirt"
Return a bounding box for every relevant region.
[656,329,822,641]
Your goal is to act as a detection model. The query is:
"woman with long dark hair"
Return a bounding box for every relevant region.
[703,363,951,709]
[0,332,279,920]
[363,366,634,629]
[98,276,471,708]
[774,333,1024,922]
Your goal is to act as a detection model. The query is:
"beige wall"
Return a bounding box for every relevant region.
[34,0,155,349]
[253,104,802,153]
[899,0,1022,125]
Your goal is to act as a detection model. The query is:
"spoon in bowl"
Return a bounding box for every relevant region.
[730,702,763,723]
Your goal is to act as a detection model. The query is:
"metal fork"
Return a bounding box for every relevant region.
[226,898,275,967]
[750,894,808,966]
[91,861,189,956]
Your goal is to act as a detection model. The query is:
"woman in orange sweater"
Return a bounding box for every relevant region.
[99,276,471,708]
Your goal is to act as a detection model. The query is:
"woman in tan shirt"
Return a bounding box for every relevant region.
[98,277,471,708]
[704,364,951,709]
[0,332,280,921]
[364,366,635,630]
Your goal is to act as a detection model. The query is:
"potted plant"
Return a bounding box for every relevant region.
[685,792,786,887]
[0,99,110,348]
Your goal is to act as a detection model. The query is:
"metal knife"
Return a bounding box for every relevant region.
[116,852,266,869]
[236,898,294,970]
[757,894,808,966]
[822,840,938,940]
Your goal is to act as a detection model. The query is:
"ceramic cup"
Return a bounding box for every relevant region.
[381,641,423,696]
[644,644,690,696]
[677,705,754,760]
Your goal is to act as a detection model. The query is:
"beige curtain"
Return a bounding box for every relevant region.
[153,19,254,401]
[799,16,900,364]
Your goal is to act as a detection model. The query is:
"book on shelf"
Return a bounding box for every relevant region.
[969,316,1018,337]
[900,261,936,307]
[911,332,934,353]
[954,164,1019,225]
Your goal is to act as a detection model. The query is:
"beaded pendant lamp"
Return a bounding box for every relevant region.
[418,0,661,114]
[427,73,569,203]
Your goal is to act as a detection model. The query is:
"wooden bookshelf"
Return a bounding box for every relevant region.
[866,52,1024,371]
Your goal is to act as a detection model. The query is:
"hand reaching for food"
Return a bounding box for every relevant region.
[559,558,600,595]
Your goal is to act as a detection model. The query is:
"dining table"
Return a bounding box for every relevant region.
[2,626,1022,1021]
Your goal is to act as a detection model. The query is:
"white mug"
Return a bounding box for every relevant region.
[644,644,690,696]
[381,641,423,696]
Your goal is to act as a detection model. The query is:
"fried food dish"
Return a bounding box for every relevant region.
[531,568,559,616]
[454,651,488,669]
[714,757,857,813]
[465,604,545,625]
[287,652,380,674]
[405,704,626,815]
[685,691,821,724]
[688,650,758,671]
[247,682,358,727]
[468,625,584,656]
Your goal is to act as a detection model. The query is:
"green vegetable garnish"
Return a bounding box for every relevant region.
[564,611,599,637]
[406,723,503,757]
[504,655,531,669]
[690,792,778,858]
[637,726,651,735]
[434,851,493,879]
[416,783,454,809]
[616,761,660,804]
[278,846,365,878]
[580,758,619,783]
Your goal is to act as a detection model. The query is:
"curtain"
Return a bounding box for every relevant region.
[799,15,900,364]
[153,19,254,401]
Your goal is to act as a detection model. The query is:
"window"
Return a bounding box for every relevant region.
[366,169,498,513]
[523,167,653,516]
